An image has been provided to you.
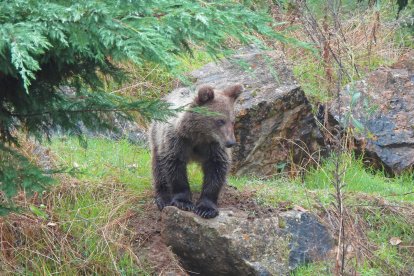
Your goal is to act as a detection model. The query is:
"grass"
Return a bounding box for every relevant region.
[1,138,154,275]
[304,154,414,202]
[292,57,332,103]
[49,137,152,192]
[290,261,333,276]
[229,153,414,213]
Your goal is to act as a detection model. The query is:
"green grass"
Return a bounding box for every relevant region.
[50,137,205,193]
[1,138,155,275]
[304,154,414,202]
[229,153,413,212]
[50,137,152,192]
[49,136,413,209]
[290,261,332,276]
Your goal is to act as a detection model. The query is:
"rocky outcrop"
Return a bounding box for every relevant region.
[330,52,414,174]
[161,206,334,275]
[170,46,324,176]
[79,115,147,145]
[54,115,147,145]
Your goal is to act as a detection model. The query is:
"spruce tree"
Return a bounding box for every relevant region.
[0,0,296,205]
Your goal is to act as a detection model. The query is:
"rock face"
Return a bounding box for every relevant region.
[330,52,414,174]
[54,115,147,145]
[82,115,147,145]
[280,211,335,270]
[162,206,334,275]
[53,86,148,145]
[169,46,324,176]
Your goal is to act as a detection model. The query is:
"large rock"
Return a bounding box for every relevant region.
[161,206,334,275]
[330,52,414,174]
[168,46,324,176]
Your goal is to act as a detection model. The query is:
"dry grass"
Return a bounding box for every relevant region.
[269,0,411,103]
[0,140,145,275]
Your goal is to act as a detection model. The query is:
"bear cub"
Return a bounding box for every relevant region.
[149,84,242,218]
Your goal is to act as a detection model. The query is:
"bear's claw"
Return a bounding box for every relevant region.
[171,199,195,211]
[195,206,219,218]
[155,197,170,211]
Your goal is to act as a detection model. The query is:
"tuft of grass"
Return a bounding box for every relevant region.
[292,57,332,103]
[290,261,333,276]
[229,153,413,212]
[229,175,330,211]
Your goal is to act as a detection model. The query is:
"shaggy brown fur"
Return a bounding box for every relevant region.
[150,84,242,218]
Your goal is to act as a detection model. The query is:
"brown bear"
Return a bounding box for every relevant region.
[149,84,242,218]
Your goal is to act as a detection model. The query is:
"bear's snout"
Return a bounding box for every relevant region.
[225,140,236,148]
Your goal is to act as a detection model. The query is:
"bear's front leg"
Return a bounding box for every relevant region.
[168,157,194,211]
[152,153,171,210]
[196,145,229,218]
[163,138,194,211]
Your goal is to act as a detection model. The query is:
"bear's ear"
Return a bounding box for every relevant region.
[195,85,215,105]
[223,84,243,100]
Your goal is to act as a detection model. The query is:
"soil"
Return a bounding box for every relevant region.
[128,185,280,275]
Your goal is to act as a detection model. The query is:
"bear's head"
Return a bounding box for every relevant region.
[180,84,243,148]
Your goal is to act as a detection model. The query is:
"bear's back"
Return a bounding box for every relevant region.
[149,87,196,153]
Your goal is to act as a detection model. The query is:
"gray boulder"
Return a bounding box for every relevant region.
[170,46,324,176]
[161,206,335,275]
[330,52,414,174]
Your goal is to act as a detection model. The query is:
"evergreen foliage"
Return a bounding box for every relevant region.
[0,0,288,200]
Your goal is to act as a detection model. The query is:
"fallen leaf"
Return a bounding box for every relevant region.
[390,237,402,246]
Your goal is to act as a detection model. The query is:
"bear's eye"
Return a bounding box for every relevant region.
[216,119,226,127]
